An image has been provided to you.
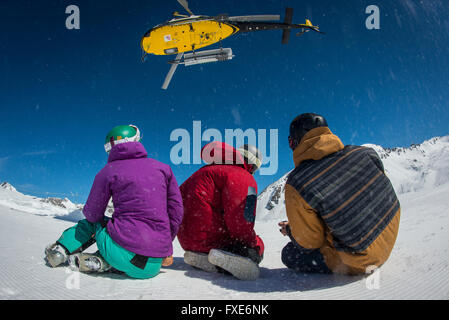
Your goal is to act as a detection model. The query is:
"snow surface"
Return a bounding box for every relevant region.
[0,136,448,300]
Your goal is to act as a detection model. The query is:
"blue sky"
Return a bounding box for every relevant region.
[1,0,448,203]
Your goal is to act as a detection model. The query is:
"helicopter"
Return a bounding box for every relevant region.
[141,0,324,89]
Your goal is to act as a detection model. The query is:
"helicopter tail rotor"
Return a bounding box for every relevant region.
[296,19,325,36]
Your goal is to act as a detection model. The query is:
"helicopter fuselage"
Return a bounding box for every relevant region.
[141,17,239,56]
[140,15,318,56]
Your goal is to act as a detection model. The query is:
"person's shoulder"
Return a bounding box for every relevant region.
[345,145,380,158]
[345,144,372,152]
[97,163,113,176]
[145,157,174,173]
[225,165,256,184]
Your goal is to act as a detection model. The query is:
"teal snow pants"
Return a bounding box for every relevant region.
[57,219,163,279]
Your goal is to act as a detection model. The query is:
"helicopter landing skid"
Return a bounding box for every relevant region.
[162,48,234,89]
[169,48,234,67]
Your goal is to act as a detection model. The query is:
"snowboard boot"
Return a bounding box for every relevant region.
[68,251,111,273]
[184,251,218,273]
[45,243,69,268]
[208,249,260,281]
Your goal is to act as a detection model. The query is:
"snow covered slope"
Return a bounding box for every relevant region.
[0,135,448,300]
[256,172,290,222]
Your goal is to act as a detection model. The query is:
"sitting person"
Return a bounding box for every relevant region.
[45,124,183,279]
[280,113,401,275]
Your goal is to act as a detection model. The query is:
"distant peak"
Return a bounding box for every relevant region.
[0,182,17,192]
[363,134,449,160]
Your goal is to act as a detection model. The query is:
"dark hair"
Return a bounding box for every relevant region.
[289,113,328,149]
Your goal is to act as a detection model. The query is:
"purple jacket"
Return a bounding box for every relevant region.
[82,142,183,258]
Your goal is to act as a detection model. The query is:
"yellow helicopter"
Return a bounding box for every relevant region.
[141,0,324,89]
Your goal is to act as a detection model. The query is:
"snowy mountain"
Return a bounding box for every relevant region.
[256,135,449,222]
[365,136,449,194]
[256,172,290,222]
[0,182,84,221]
[0,182,17,192]
[0,183,114,222]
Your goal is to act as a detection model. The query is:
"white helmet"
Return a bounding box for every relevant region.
[237,144,263,174]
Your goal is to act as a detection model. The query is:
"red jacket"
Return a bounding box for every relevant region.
[177,142,264,255]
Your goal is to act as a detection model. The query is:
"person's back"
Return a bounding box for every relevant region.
[178,163,258,253]
[85,141,183,258]
[281,113,401,275]
[177,141,265,280]
[45,125,183,279]
[286,142,400,274]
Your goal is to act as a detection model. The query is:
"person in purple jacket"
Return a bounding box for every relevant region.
[44,124,184,279]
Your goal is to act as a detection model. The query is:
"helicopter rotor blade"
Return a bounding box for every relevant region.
[162,52,184,90]
[177,0,194,16]
[227,15,280,22]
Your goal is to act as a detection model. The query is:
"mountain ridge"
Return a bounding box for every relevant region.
[1,134,448,223]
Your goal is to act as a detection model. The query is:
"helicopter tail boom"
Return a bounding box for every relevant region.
[228,7,323,39]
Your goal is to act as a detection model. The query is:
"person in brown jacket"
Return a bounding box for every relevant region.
[279,113,401,275]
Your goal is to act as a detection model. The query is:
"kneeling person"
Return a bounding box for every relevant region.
[178,142,265,280]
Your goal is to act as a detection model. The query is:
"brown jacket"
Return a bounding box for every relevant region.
[285,127,400,275]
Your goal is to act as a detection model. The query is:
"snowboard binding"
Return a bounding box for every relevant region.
[68,252,112,273]
[45,243,69,268]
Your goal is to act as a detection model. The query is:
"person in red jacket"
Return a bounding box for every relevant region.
[177,141,264,280]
